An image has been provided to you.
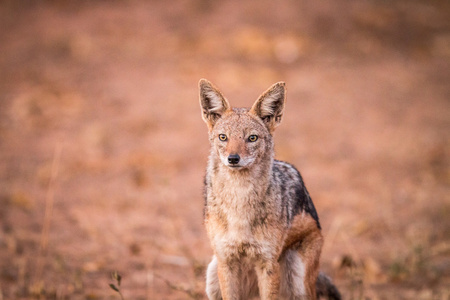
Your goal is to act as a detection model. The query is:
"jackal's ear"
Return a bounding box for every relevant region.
[199,79,231,130]
[250,82,286,132]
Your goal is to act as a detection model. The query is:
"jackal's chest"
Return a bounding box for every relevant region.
[205,195,281,261]
[207,214,276,261]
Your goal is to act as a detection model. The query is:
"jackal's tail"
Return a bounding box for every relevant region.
[316,272,341,300]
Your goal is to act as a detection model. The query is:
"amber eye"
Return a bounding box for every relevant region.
[218,134,227,141]
[248,135,258,142]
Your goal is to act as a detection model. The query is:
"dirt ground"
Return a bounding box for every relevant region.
[0,0,449,299]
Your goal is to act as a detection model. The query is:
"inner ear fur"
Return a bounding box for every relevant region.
[199,79,231,130]
[250,82,286,132]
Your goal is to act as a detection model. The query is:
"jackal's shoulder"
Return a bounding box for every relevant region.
[272,160,321,229]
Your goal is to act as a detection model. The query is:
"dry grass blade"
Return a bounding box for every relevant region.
[32,143,63,294]
[154,273,203,300]
[109,272,125,300]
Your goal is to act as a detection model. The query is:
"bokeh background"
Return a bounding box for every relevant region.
[0,0,449,299]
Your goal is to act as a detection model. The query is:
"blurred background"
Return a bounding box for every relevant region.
[0,0,449,299]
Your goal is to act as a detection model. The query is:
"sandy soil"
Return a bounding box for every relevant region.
[0,0,449,299]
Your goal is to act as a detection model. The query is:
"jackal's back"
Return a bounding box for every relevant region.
[272,160,321,229]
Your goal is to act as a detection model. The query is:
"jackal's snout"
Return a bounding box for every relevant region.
[227,154,240,165]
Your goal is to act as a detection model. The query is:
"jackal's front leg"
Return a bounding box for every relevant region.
[216,258,242,300]
[255,261,281,300]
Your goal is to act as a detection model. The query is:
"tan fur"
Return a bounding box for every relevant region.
[200,79,331,300]
[283,214,323,297]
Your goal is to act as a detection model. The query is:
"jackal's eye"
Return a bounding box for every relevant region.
[248,135,258,142]
[218,134,227,141]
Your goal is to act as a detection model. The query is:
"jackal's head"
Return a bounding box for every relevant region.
[199,79,286,170]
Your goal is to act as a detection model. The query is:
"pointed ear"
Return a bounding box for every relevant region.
[199,79,231,130]
[250,82,286,132]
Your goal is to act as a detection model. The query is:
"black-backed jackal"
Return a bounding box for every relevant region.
[199,79,341,300]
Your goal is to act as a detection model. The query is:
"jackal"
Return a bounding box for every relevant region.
[199,79,341,300]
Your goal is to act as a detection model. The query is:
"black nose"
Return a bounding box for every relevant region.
[228,154,240,165]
